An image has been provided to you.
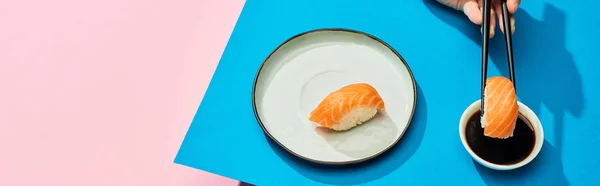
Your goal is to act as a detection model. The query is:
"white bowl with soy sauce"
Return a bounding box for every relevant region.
[459,99,544,171]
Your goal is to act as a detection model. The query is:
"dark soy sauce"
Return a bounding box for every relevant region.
[465,111,536,165]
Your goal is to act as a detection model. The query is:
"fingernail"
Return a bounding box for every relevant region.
[480,27,495,38]
[511,18,516,34]
[512,24,516,34]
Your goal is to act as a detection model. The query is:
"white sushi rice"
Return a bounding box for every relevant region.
[481,112,487,128]
[331,107,378,131]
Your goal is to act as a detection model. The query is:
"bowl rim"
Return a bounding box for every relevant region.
[458,99,545,171]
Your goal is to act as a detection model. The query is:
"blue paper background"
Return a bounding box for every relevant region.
[175,0,600,185]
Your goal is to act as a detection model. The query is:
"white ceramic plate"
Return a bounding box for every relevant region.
[252,28,417,164]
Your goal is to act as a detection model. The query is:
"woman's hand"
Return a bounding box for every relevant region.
[437,0,520,38]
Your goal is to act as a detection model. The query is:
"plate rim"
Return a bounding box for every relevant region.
[251,28,418,165]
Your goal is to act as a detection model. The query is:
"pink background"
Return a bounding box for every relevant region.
[0,0,245,185]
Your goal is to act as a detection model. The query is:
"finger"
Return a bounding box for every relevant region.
[478,0,495,38]
[489,8,496,38]
[501,14,516,35]
[510,15,515,34]
[507,0,520,13]
[495,1,516,35]
[495,0,505,34]
[463,1,482,25]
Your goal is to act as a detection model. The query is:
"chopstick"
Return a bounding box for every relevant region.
[501,0,516,89]
[480,0,516,114]
[480,0,492,114]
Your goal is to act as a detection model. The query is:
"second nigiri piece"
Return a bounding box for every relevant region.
[309,83,385,131]
[482,76,519,139]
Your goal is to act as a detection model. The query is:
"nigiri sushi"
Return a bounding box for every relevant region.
[482,76,519,139]
[309,83,385,131]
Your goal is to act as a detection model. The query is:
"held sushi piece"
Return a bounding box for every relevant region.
[309,83,385,131]
[481,76,519,139]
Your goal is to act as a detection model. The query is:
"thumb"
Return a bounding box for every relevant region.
[436,0,469,10]
[437,0,483,25]
[462,1,483,25]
